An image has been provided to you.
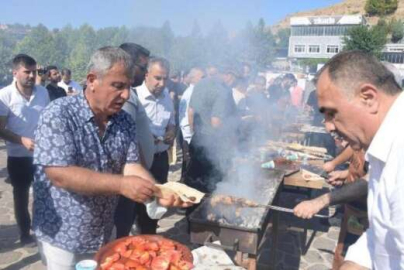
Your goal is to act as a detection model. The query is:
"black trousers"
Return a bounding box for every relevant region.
[7,156,35,238]
[114,196,136,239]
[180,140,191,182]
[136,151,169,234]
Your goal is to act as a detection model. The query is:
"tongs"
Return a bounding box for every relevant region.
[252,203,329,219]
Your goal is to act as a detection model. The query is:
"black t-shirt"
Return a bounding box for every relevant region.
[46,84,67,101]
[189,77,238,137]
[306,90,323,126]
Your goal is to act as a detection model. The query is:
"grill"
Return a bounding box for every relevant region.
[188,170,285,270]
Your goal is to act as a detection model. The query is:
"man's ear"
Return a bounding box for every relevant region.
[358,83,379,114]
[86,73,97,92]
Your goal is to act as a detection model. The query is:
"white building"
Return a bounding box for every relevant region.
[288,15,366,59]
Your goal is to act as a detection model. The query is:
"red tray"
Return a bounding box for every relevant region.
[94,235,193,269]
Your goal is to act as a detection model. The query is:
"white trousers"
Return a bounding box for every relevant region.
[38,241,95,270]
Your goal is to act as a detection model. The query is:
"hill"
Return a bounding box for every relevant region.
[273,0,404,31]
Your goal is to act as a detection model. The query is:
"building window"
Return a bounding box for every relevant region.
[308,45,320,53]
[294,45,305,53]
[327,45,339,54]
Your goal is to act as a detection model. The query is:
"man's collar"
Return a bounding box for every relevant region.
[13,81,37,95]
[80,92,120,124]
[366,92,404,163]
[79,92,95,122]
[138,82,165,99]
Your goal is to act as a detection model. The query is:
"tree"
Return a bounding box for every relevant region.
[365,0,398,16]
[15,24,59,66]
[0,31,14,86]
[275,28,291,57]
[343,25,387,58]
[66,24,97,80]
[390,19,404,43]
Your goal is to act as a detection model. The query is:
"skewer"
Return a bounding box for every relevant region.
[203,194,330,219]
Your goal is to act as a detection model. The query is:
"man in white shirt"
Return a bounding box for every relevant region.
[0,54,50,245]
[316,50,404,270]
[58,68,83,94]
[136,57,176,234]
[114,42,156,238]
[179,67,205,181]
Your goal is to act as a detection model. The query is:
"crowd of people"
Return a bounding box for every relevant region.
[0,42,403,270]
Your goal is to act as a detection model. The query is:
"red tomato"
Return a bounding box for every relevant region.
[145,242,160,251]
[139,252,151,265]
[108,262,125,270]
[151,256,171,270]
[159,250,183,264]
[121,249,133,258]
[176,261,194,270]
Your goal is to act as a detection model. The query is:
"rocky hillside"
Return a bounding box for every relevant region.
[273,0,404,31]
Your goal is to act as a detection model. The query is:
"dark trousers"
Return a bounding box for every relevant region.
[180,140,191,182]
[136,151,169,234]
[114,196,136,238]
[7,156,35,238]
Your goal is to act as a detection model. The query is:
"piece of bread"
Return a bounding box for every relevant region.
[301,169,325,181]
[155,182,205,203]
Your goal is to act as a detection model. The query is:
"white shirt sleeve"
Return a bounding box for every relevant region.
[345,232,372,269]
[0,89,10,117]
[388,154,404,268]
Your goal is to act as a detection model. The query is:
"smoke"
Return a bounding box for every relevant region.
[190,70,302,208]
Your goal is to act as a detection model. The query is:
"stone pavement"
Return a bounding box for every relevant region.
[0,142,341,270]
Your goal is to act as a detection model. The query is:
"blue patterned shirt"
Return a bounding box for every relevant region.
[33,93,139,253]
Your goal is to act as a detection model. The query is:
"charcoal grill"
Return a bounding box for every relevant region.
[188,170,285,270]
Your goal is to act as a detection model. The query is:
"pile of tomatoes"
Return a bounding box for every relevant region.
[99,236,194,270]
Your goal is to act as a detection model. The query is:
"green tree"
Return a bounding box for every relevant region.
[365,0,398,16]
[0,31,14,86]
[343,25,387,58]
[275,28,291,57]
[390,19,404,43]
[66,24,97,80]
[15,24,59,66]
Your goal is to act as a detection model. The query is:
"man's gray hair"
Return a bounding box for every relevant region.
[87,46,134,78]
[147,57,170,73]
[315,50,402,98]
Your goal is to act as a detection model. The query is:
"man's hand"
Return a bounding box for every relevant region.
[21,137,35,151]
[157,193,194,208]
[339,261,370,270]
[163,130,176,145]
[323,161,336,173]
[293,197,328,219]
[327,170,349,186]
[120,176,157,203]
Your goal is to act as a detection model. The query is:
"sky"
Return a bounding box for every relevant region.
[0,0,342,34]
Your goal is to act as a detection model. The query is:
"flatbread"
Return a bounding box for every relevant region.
[301,169,325,181]
[155,182,205,203]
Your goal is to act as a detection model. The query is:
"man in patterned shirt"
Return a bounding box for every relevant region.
[33,47,190,270]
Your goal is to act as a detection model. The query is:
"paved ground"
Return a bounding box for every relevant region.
[0,142,341,270]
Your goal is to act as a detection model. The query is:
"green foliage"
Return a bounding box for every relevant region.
[274,28,291,57]
[365,0,398,16]
[343,25,387,58]
[390,18,404,43]
[0,20,277,85]
[0,31,14,85]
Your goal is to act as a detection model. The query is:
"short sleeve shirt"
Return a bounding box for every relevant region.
[189,77,237,136]
[32,93,139,253]
[0,83,50,157]
[46,84,67,101]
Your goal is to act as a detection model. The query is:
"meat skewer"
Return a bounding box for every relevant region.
[205,194,329,219]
